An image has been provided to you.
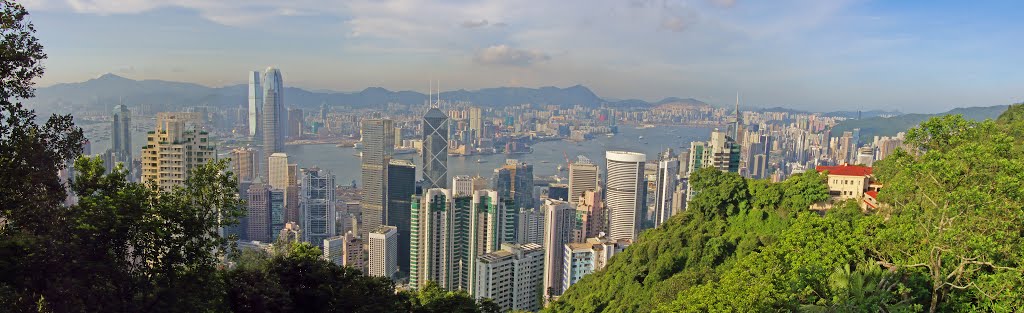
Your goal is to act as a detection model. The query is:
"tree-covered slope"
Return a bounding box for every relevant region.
[544,170,831,312]
[547,107,1024,313]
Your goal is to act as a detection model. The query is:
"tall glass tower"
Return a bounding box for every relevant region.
[263,67,285,147]
[421,108,449,190]
[247,71,262,138]
[605,151,646,242]
[360,117,394,239]
[261,67,284,178]
[111,104,131,161]
[302,167,336,249]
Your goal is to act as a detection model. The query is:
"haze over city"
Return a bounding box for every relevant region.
[23,0,1024,112]
[3,1,1024,312]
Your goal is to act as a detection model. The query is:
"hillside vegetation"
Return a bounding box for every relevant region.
[547,105,1024,313]
[830,105,1008,145]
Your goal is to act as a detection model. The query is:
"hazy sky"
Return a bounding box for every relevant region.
[21,0,1024,113]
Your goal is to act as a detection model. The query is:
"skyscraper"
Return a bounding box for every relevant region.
[369,226,398,279]
[470,190,502,258]
[287,108,303,139]
[269,189,285,241]
[687,130,741,200]
[246,179,271,242]
[568,160,599,205]
[111,104,131,162]
[422,108,449,190]
[324,231,364,272]
[229,147,256,183]
[301,167,336,248]
[517,208,544,246]
[409,188,451,290]
[261,71,284,179]
[268,153,289,189]
[605,151,646,242]
[263,67,286,147]
[449,190,474,291]
[575,188,605,241]
[653,156,679,227]
[493,160,534,244]
[468,107,483,145]
[473,243,544,312]
[543,199,576,300]
[687,129,741,176]
[361,118,394,239]
[247,71,261,138]
[141,112,215,190]
[285,164,300,224]
[387,159,416,275]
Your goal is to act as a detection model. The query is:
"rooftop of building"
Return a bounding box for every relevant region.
[816,164,873,177]
[567,242,597,251]
[389,159,415,167]
[424,107,448,119]
[478,250,514,263]
[606,150,646,162]
[371,225,397,234]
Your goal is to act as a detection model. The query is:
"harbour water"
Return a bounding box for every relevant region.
[87,124,714,185]
[284,125,712,186]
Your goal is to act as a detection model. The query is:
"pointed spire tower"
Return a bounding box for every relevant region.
[733,92,741,141]
[422,81,449,190]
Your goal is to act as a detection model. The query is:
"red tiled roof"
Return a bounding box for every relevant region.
[816,164,873,177]
[863,198,877,209]
[864,190,878,199]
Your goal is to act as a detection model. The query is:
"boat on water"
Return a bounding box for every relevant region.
[353,142,364,150]
[638,135,644,139]
[354,152,362,157]
[606,133,615,137]
[557,165,566,172]
[540,160,550,164]
[476,159,486,163]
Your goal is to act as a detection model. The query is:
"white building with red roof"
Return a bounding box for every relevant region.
[815,164,882,210]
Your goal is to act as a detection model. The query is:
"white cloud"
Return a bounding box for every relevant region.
[474,45,550,66]
[461,19,489,28]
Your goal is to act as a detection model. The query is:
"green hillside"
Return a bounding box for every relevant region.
[830,105,1008,145]
[546,106,1024,313]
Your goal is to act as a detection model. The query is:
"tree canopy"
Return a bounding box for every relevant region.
[547,109,1024,313]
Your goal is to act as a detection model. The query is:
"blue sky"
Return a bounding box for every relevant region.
[21,0,1024,113]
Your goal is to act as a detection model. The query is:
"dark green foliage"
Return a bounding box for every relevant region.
[995,103,1024,125]
[545,169,813,312]
[550,108,1024,313]
[223,246,501,313]
[778,170,830,213]
[871,114,1024,312]
[1,2,86,309]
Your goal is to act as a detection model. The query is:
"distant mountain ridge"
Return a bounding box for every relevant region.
[27,74,706,112]
[832,105,1009,144]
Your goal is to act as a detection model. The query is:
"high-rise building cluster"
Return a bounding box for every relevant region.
[98,68,921,312]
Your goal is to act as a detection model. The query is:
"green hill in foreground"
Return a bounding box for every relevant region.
[546,104,1024,313]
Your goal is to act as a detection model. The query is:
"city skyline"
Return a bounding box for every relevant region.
[22,1,1024,113]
